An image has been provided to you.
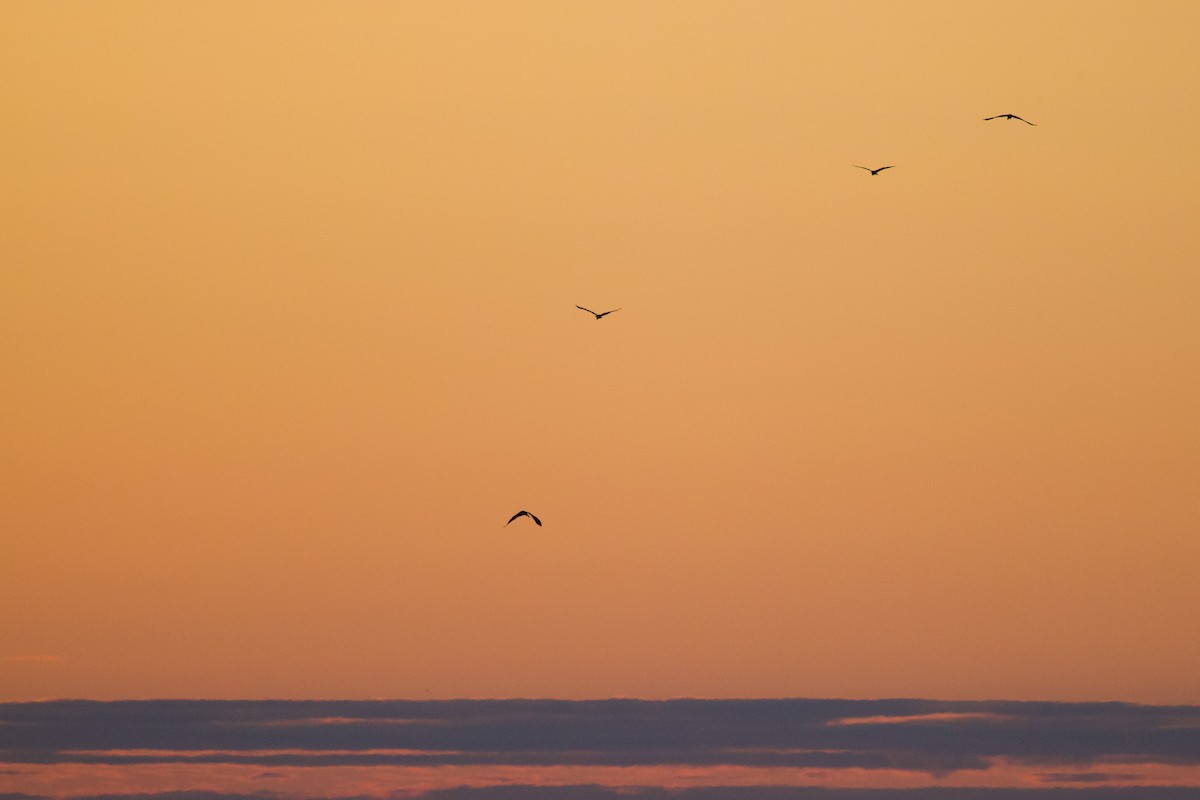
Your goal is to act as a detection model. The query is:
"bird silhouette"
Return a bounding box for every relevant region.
[853,165,895,176]
[576,305,621,319]
[983,114,1036,125]
[505,510,542,527]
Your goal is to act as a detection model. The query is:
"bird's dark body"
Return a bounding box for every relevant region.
[577,305,621,319]
[983,114,1036,125]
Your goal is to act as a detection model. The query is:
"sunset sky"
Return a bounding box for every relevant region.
[3,0,1199,707]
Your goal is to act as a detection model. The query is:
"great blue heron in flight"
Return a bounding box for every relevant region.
[577,305,621,319]
[505,510,542,527]
[853,165,895,176]
[983,114,1036,125]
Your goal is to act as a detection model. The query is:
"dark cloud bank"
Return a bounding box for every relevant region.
[4,789,1200,800]
[3,699,1199,799]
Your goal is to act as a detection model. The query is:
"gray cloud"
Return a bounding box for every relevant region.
[5,787,1200,800]
[412,790,1200,800]
[1,699,1198,774]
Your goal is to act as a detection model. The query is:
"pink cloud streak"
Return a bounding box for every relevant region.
[3,758,1200,798]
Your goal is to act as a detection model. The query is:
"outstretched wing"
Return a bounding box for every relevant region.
[984,114,1036,125]
[506,510,528,526]
[529,513,542,526]
[576,305,598,316]
[852,164,872,171]
[597,308,622,317]
[875,166,895,172]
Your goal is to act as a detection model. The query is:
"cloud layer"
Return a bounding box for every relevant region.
[2,699,1199,798]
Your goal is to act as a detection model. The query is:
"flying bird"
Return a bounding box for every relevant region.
[983,114,1036,125]
[576,305,621,319]
[505,510,542,527]
[853,165,895,176]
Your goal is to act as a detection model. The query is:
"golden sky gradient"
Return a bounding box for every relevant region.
[2,1,1199,703]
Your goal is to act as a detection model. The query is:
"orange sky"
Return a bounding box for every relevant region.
[2,1,1198,703]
